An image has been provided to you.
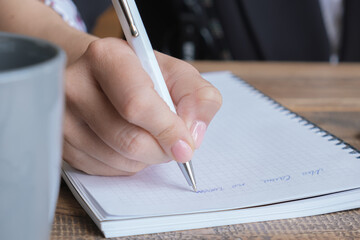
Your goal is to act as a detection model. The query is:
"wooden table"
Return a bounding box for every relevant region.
[51,62,360,240]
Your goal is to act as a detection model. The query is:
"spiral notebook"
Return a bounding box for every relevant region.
[62,71,360,238]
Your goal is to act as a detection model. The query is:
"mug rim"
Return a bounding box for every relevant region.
[0,31,66,83]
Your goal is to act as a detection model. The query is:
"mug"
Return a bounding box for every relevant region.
[0,32,65,239]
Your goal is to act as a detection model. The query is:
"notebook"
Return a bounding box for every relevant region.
[62,71,360,238]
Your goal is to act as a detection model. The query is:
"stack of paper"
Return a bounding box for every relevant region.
[62,71,360,238]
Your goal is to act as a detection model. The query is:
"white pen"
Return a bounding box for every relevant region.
[111,0,197,192]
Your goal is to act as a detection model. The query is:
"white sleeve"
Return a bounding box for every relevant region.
[40,0,87,32]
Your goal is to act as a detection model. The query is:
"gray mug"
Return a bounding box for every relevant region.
[0,32,66,239]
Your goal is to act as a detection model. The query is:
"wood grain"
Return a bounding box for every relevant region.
[52,62,360,240]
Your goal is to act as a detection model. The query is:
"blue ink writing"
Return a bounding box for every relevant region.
[232,183,245,189]
[302,168,323,176]
[262,175,291,184]
[196,187,224,194]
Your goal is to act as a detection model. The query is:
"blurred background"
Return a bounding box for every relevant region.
[83,0,360,62]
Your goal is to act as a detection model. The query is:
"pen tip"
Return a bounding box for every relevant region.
[192,184,197,192]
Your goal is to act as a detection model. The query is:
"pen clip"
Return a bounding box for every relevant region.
[118,0,139,37]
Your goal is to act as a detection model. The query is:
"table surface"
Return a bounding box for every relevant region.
[51,62,360,240]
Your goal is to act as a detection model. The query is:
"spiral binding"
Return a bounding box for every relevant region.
[229,73,360,160]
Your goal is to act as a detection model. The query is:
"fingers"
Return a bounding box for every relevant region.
[65,61,170,166]
[64,37,222,176]
[64,108,162,169]
[83,38,195,163]
[156,51,223,148]
[63,110,149,175]
[63,140,140,176]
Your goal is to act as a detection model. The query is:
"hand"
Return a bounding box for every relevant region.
[63,38,222,176]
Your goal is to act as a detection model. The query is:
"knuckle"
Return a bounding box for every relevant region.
[87,38,133,60]
[87,39,108,58]
[84,40,108,73]
[115,126,146,159]
[196,85,223,109]
[121,93,148,123]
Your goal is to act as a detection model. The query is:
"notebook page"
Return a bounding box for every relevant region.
[67,71,360,217]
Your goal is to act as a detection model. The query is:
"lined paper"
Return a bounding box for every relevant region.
[64,71,360,218]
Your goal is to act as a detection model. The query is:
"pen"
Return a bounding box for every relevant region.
[112,0,197,192]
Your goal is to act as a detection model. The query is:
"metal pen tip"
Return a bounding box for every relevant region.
[186,162,197,192]
[177,161,197,192]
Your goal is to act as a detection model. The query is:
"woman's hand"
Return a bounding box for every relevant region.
[63,38,222,176]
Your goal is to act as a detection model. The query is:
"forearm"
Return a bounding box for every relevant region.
[0,0,98,64]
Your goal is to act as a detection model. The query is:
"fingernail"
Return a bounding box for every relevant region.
[171,140,193,163]
[191,121,207,149]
